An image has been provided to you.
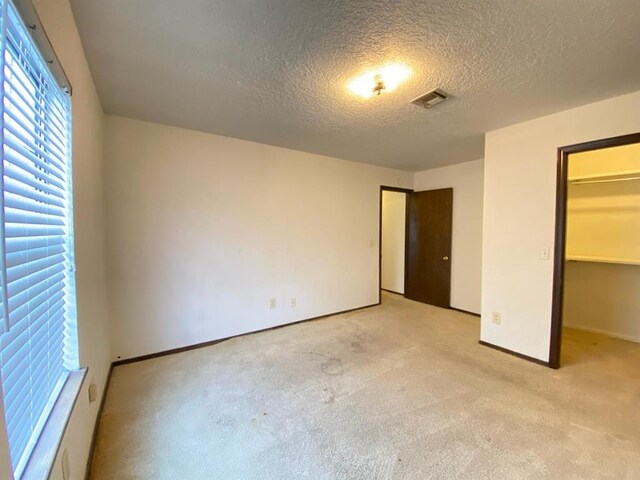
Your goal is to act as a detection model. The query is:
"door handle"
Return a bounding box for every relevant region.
[443,256,449,261]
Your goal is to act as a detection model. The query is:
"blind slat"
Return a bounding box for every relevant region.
[7,255,66,287]
[4,159,67,199]
[7,292,64,342]
[4,121,67,173]
[4,306,65,429]
[8,270,66,314]
[6,243,65,268]
[2,305,64,399]
[5,207,66,224]
[4,19,68,123]
[4,139,67,188]
[7,260,66,293]
[4,177,66,208]
[6,234,65,253]
[4,90,67,155]
[4,133,66,182]
[6,223,65,238]
[4,97,67,160]
[7,269,65,311]
[1,291,65,365]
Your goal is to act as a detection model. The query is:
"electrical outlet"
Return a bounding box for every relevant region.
[491,311,502,325]
[88,381,98,403]
[269,298,277,309]
[61,448,70,480]
[290,297,296,308]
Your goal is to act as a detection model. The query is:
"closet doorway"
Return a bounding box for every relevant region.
[380,187,412,301]
[550,132,640,368]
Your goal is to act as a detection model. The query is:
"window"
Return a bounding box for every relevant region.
[0,0,77,477]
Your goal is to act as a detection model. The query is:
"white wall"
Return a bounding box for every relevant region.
[104,116,413,360]
[29,1,110,479]
[414,159,484,314]
[381,191,406,294]
[563,262,640,342]
[482,90,640,362]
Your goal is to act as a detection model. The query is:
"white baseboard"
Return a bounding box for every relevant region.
[564,324,640,344]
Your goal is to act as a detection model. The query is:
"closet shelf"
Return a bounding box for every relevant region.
[566,254,640,266]
[568,169,640,185]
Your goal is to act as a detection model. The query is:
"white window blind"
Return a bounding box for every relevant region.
[0,0,77,477]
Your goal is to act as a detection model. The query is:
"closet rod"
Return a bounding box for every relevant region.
[572,176,640,186]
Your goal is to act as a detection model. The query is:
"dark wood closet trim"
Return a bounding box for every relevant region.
[450,307,480,318]
[549,131,640,369]
[378,186,413,304]
[479,340,550,367]
[381,288,404,296]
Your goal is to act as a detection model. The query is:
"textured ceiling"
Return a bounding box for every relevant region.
[70,0,640,171]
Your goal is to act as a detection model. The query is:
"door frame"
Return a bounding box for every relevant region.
[549,131,640,369]
[379,186,413,304]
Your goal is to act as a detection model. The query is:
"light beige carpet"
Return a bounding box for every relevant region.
[89,292,640,479]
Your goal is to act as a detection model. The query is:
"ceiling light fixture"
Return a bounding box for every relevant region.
[372,74,385,96]
[348,64,411,99]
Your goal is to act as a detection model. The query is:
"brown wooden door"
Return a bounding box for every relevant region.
[405,188,453,308]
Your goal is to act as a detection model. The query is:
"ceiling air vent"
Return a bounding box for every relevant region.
[411,89,449,109]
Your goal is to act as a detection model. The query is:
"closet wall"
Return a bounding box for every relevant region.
[563,143,640,342]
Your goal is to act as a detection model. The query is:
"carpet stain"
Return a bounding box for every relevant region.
[321,357,343,376]
[323,387,336,404]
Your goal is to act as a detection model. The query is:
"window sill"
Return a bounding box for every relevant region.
[21,368,87,480]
